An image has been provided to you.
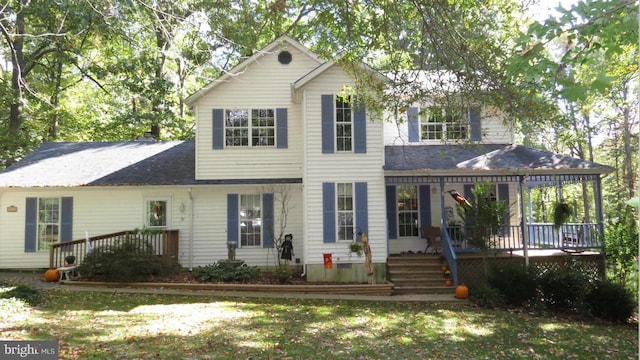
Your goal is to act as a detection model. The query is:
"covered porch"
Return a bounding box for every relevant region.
[384,144,613,286]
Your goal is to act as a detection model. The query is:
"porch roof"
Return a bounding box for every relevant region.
[384,144,614,176]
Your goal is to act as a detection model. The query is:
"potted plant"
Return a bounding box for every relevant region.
[444,269,452,286]
[553,201,571,229]
[64,255,76,266]
[349,242,363,256]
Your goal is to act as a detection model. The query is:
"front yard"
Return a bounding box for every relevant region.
[1,289,637,359]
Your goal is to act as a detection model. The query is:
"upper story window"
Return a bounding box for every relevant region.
[321,94,366,154]
[38,198,59,251]
[421,107,468,141]
[225,108,275,147]
[336,96,353,152]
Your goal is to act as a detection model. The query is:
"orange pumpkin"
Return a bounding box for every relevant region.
[44,269,60,282]
[444,279,453,287]
[441,265,448,272]
[455,284,469,299]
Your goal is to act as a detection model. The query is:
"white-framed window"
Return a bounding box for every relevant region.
[225,108,275,147]
[337,183,354,241]
[38,198,60,251]
[397,186,419,237]
[240,194,261,247]
[335,96,353,152]
[145,199,168,228]
[421,107,468,141]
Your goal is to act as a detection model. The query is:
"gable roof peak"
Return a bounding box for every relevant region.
[185,35,323,106]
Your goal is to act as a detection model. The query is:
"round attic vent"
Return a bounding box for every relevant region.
[278,51,292,65]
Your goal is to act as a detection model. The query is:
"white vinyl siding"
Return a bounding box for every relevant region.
[0,185,304,269]
[384,106,514,145]
[300,65,387,264]
[194,45,319,180]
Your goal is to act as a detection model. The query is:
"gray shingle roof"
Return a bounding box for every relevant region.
[0,141,612,188]
[0,141,303,188]
[385,144,614,173]
[0,141,194,187]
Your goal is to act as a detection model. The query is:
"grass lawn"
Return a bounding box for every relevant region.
[1,289,637,359]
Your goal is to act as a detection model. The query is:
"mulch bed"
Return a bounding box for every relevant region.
[147,269,310,285]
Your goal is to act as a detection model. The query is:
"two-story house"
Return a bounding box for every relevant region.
[0,36,612,284]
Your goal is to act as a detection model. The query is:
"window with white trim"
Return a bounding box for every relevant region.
[397,186,419,237]
[337,183,354,241]
[225,108,275,147]
[38,198,59,251]
[421,107,468,141]
[146,200,168,228]
[336,96,353,151]
[240,194,261,247]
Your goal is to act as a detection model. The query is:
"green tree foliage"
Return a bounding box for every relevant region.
[1,0,534,168]
[456,182,510,278]
[509,0,638,291]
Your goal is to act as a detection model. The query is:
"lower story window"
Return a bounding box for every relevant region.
[38,198,59,251]
[146,200,168,227]
[337,183,354,241]
[397,186,418,237]
[240,194,261,247]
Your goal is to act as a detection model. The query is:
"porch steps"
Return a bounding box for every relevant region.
[387,254,456,295]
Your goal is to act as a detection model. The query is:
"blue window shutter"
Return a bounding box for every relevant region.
[227,194,239,247]
[498,183,509,203]
[60,197,73,243]
[419,185,431,227]
[212,109,224,149]
[24,197,37,253]
[321,95,334,154]
[262,193,274,248]
[322,182,336,243]
[353,98,366,153]
[276,108,288,149]
[498,183,510,225]
[355,182,368,236]
[463,184,474,204]
[470,107,482,141]
[407,107,420,142]
[386,185,397,239]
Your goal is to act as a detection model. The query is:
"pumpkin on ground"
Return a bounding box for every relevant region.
[455,284,469,299]
[44,269,60,282]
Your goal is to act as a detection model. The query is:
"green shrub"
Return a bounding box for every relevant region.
[274,265,293,284]
[536,267,590,312]
[470,286,503,309]
[193,262,261,283]
[0,283,42,306]
[586,280,636,323]
[488,263,537,306]
[78,237,179,282]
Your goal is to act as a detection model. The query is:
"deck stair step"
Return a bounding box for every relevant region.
[387,254,456,295]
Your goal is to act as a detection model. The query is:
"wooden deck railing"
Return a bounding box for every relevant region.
[445,223,603,252]
[49,230,179,269]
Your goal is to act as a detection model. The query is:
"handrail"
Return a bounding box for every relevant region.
[440,220,458,286]
[49,230,179,269]
[444,223,602,252]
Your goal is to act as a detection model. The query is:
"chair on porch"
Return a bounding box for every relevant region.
[421,226,442,254]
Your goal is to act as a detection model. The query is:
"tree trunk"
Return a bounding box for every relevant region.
[9,1,27,135]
